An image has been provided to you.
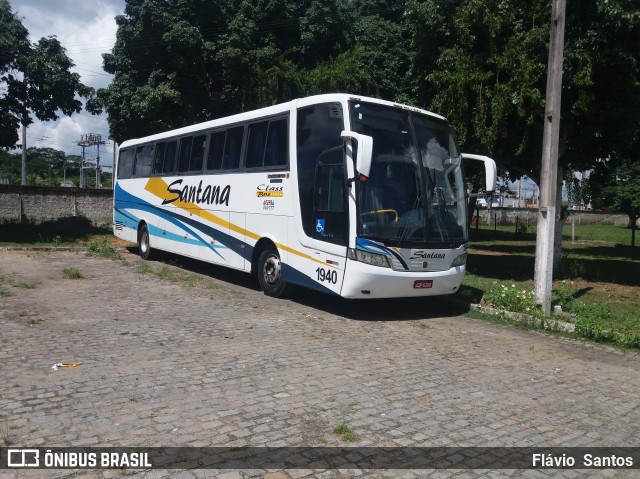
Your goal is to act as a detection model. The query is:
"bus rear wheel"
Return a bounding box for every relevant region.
[138,224,155,260]
[257,248,290,298]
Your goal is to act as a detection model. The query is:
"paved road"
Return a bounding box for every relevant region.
[1,249,639,478]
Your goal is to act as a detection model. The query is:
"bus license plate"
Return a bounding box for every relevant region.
[414,280,433,289]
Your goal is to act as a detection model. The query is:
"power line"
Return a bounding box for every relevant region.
[72,66,113,77]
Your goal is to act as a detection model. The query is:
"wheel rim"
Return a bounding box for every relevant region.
[141,230,149,253]
[262,254,281,285]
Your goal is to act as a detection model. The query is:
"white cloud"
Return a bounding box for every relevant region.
[9,0,125,167]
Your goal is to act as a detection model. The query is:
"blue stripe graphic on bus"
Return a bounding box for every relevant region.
[114,208,140,230]
[161,208,252,260]
[115,183,252,260]
[120,202,225,257]
[115,185,226,258]
[145,221,165,242]
[116,191,331,295]
[355,238,408,270]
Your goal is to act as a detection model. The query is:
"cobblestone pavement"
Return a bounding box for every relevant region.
[1,249,639,479]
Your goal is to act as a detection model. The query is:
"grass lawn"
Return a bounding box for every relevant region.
[463,224,640,350]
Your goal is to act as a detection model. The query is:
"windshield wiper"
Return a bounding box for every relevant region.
[396,192,422,246]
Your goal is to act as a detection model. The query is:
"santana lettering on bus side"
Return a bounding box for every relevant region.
[163,179,231,206]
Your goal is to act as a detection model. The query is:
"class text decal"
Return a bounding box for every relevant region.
[256,184,283,197]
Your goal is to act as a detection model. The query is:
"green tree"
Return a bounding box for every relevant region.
[407,0,640,265]
[90,0,223,142]
[0,147,73,186]
[589,153,640,247]
[92,0,306,141]
[298,0,348,67]
[62,154,82,186]
[296,0,410,101]
[564,170,591,211]
[0,0,30,147]
[407,0,549,176]
[93,0,412,142]
[0,149,18,183]
[216,0,303,112]
[562,1,640,166]
[408,0,640,175]
[26,147,67,186]
[0,0,92,185]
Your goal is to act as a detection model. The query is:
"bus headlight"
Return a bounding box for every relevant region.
[451,253,467,268]
[348,248,391,268]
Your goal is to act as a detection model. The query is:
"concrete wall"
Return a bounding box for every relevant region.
[473,207,634,227]
[0,185,633,229]
[0,185,112,226]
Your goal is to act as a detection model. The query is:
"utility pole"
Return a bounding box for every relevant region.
[110,138,118,190]
[21,124,27,185]
[534,0,566,314]
[76,134,106,188]
[79,141,86,188]
[96,139,102,189]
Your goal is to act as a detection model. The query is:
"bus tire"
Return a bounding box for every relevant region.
[257,248,290,298]
[138,223,155,260]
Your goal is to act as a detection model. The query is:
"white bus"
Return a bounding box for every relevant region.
[114,94,496,299]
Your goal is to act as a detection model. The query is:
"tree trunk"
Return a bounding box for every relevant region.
[553,164,568,268]
[467,195,476,227]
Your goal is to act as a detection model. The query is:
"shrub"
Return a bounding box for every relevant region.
[87,236,120,259]
[482,283,543,318]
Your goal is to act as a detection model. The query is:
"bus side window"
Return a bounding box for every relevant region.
[153,142,166,174]
[246,121,268,169]
[190,134,206,173]
[207,131,225,171]
[265,119,288,168]
[117,149,135,179]
[134,144,153,177]
[223,126,244,170]
[246,118,288,169]
[163,141,177,174]
[178,137,193,173]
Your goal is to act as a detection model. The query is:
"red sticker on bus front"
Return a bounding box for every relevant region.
[413,280,433,289]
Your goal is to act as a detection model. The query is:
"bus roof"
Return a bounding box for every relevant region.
[119,93,448,149]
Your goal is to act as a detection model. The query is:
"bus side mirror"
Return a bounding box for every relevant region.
[462,153,497,193]
[341,130,373,181]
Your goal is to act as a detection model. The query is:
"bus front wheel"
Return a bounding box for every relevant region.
[257,248,290,298]
[138,224,155,260]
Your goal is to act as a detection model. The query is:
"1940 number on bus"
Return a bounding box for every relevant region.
[316,267,338,284]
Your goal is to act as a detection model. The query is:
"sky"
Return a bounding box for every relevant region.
[10,0,126,170]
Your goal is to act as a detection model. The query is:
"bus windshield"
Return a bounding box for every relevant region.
[350,101,468,248]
